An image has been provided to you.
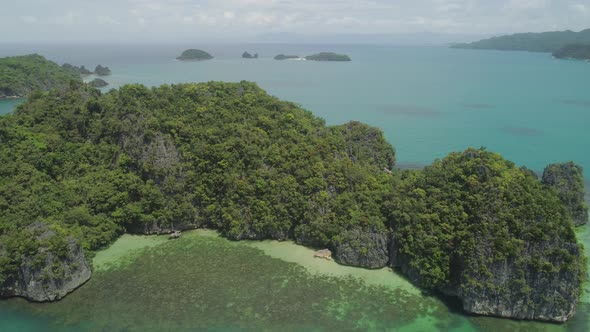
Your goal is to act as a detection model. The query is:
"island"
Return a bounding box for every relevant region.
[62,63,93,75]
[305,52,351,61]
[274,52,352,61]
[0,81,586,323]
[274,54,302,60]
[94,64,111,76]
[553,44,590,61]
[89,78,109,88]
[0,54,82,99]
[176,49,214,61]
[452,28,590,53]
[242,51,259,59]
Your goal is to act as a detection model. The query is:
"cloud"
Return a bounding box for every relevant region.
[1,0,589,42]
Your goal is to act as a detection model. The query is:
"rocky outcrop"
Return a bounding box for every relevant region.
[333,229,389,269]
[542,162,588,226]
[458,238,581,322]
[125,220,202,235]
[0,223,91,302]
[89,78,108,88]
[389,227,582,323]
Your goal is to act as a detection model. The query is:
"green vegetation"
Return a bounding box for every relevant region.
[176,49,214,61]
[553,44,590,60]
[0,81,394,284]
[306,52,352,61]
[385,149,585,312]
[0,82,584,320]
[94,65,111,76]
[274,54,301,60]
[452,28,590,53]
[89,78,109,88]
[62,63,92,75]
[542,162,589,226]
[0,54,81,99]
[242,52,259,59]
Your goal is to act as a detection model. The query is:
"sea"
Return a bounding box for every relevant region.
[0,43,589,331]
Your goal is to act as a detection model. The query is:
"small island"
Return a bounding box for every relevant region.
[62,63,93,75]
[274,52,352,61]
[553,44,590,61]
[94,65,111,76]
[89,78,109,88]
[176,49,214,61]
[274,54,302,60]
[305,52,351,61]
[242,52,259,59]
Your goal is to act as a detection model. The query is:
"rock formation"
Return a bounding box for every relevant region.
[333,229,389,269]
[0,223,91,302]
[542,162,588,226]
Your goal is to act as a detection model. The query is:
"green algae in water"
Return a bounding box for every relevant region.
[92,233,168,271]
[3,231,458,331]
[244,238,421,296]
[1,229,589,331]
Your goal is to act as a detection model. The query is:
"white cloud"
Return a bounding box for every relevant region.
[1,0,590,42]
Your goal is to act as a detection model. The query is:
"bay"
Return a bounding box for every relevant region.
[0,43,589,331]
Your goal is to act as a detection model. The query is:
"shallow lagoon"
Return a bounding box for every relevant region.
[1,229,588,331]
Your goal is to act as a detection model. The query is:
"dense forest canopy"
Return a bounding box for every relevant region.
[553,44,590,60]
[0,54,81,99]
[452,28,590,53]
[0,81,395,283]
[0,81,585,321]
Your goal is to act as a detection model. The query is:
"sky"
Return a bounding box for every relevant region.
[2,0,590,43]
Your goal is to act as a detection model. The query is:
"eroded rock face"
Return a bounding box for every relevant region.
[0,223,91,302]
[458,240,581,322]
[333,229,389,269]
[542,162,588,226]
[389,231,582,323]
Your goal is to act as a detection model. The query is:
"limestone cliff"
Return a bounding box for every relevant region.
[542,162,588,226]
[332,229,389,269]
[0,223,91,302]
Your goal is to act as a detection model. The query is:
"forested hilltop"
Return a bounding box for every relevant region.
[452,28,590,52]
[0,54,81,99]
[0,82,586,322]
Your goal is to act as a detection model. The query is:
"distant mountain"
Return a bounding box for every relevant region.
[255,32,489,45]
[452,29,590,53]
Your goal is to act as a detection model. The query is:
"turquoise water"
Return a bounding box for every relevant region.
[0,230,588,332]
[0,44,588,176]
[0,98,23,115]
[1,44,589,330]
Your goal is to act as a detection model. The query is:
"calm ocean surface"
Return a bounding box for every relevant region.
[0,43,589,331]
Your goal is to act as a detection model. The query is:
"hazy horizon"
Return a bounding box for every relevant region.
[1,0,589,44]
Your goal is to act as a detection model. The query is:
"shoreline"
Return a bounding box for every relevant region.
[0,95,23,100]
[92,228,421,295]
